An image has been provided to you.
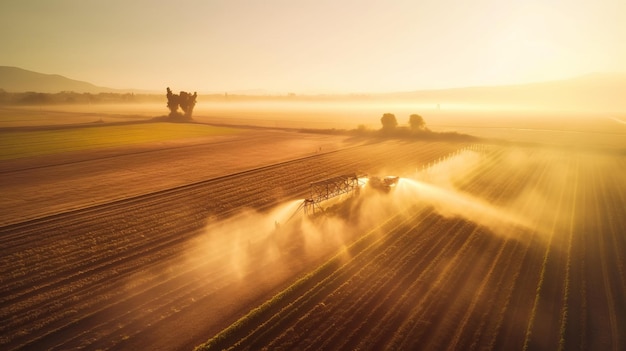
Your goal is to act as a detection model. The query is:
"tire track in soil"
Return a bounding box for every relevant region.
[589,158,622,351]
[522,153,570,351]
[556,157,578,351]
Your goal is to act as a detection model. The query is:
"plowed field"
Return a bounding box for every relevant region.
[196,145,626,351]
[2,128,625,351]
[0,134,464,350]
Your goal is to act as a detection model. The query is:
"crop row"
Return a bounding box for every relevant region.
[0,140,468,350]
[195,145,523,349]
[196,146,626,350]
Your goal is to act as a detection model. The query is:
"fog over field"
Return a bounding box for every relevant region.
[1,70,625,351]
[2,96,624,149]
[1,1,625,350]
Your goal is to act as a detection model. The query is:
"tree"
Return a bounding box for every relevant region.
[166,87,197,119]
[179,91,197,118]
[380,113,398,131]
[409,114,426,131]
[166,87,179,115]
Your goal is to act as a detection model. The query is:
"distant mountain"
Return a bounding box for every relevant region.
[385,73,626,112]
[0,66,122,93]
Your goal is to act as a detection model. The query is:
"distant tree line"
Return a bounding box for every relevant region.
[302,112,475,142]
[0,89,162,105]
[373,112,475,141]
[0,89,387,106]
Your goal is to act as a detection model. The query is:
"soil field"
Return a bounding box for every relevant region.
[196,146,626,351]
[2,121,625,350]
[0,134,466,350]
[0,127,353,225]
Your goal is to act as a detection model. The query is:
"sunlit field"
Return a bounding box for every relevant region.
[0,102,625,351]
[0,122,239,160]
[196,147,626,351]
[3,0,625,349]
[3,100,624,148]
[0,105,152,127]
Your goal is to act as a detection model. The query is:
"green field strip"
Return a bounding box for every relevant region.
[0,123,240,160]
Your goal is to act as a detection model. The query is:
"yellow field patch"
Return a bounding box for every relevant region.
[0,122,240,160]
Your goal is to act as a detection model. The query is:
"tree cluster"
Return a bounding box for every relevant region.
[365,112,474,141]
[380,113,429,133]
[166,87,197,119]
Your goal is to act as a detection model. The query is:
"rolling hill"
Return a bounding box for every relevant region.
[384,73,626,112]
[0,66,119,94]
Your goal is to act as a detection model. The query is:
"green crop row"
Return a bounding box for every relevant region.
[0,122,239,160]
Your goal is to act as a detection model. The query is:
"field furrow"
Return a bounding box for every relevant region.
[4,137,625,351]
[1,140,467,350]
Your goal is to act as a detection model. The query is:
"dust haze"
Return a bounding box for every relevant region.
[178,144,598,292]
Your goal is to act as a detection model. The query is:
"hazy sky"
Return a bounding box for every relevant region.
[1,0,625,93]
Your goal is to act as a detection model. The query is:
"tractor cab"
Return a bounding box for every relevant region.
[368,176,399,192]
